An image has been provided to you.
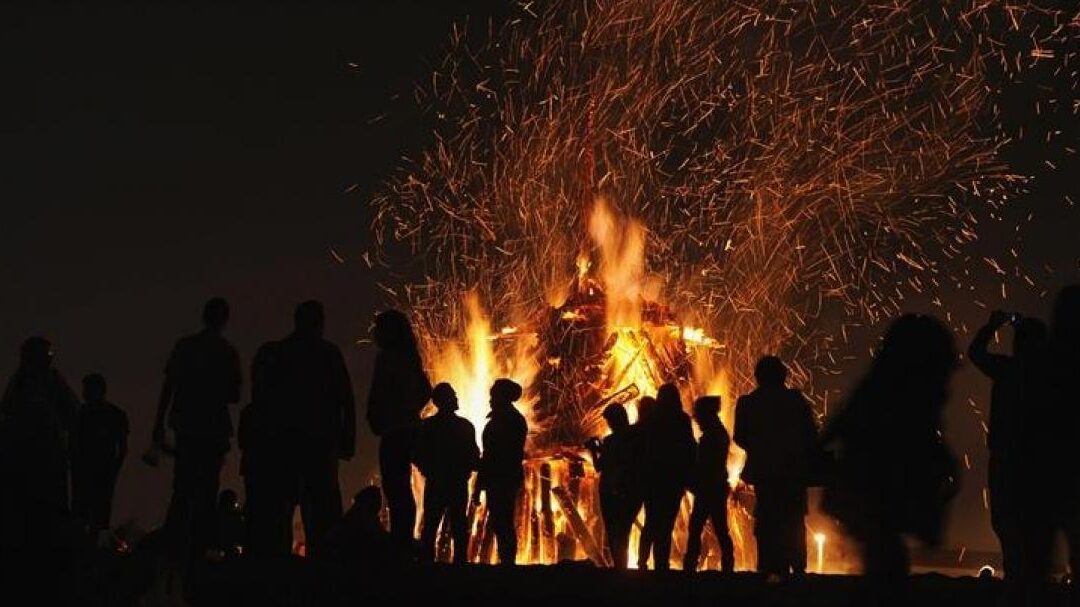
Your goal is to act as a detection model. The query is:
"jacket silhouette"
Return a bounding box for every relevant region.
[366,309,431,545]
[587,402,638,569]
[683,396,734,572]
[734,356,816,576]
[477,378,527,565]
[968,310,1049,594]
[640,383,694,570]
[257,300,355,558]
[414,383,478,563]
[70,373,128,531]
[154,298,242,560]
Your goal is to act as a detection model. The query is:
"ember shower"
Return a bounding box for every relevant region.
[368,1,1074,567]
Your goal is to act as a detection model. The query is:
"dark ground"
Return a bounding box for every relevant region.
[74,555,1072,607]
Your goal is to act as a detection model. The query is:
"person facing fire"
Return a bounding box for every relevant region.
[641,383,695,570]
[633,394,657,568]
[71,373,128,531]
[414,382,479,564]
[967,310,1048,593]
[683,395,735,572]
[475,378,527,565]
[586,402,638,569]
[734,355,817,579]
[367,309,432,547]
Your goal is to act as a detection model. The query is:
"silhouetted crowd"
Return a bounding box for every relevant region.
[2,285,1079,607]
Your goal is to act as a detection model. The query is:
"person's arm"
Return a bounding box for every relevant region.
[732,396,749,450]
[968,312,1010,378]
[153,349,177,444]
[334,347,357,461]
[227,345,242,405]
[116,411,130,471]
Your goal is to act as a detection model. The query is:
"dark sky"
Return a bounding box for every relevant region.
[1,1,1077,553]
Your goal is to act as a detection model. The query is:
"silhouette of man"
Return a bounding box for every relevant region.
[476,378,527,565]
[684,396,735,572]
[735,356,817,578]
[968,310,1048,592]
[634,395,657,568]
[0,337,79,563]
[641,383,694,571]
[414,383,478,564]
[153,298,241,558]
[586,402,638,569]
[366,310,431,546]
[821,315,959,606]
[260,300,356,558]
[70,373,128,531]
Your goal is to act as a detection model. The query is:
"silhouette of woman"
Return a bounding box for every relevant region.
[821,314,959,605]
[366,310,432,546]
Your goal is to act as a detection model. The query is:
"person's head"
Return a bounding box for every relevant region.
[636,395,657,423]
[82,373,107,404]
[294,300,325,337]
[490,378,523,407]
[202,297,230,332]
[754,356,787,388]
[18,336,53,371]
[352,486,383,521]
[693,395,721,428]
[1052,284,1080,347]
[432,382,458,412]
[1012,317,1049,358]
[372,309,420,353]
[656,383,682,413]
[602,402,630,433]
[875,314,958,409]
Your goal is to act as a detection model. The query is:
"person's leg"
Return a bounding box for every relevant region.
[786,485,808,575]
[419,481,447,563]
[93,473,117,529]
[299,449,342,558]
[709,490,735,572]
[490,484,520,565]
[651,489,681,571]
[682,495,708,571]
[446,481,469,565]
[192,440,226,558]
[638,496,653,570]
[379,429,417,544]
[753,483,777,575]
[609,497,634,570]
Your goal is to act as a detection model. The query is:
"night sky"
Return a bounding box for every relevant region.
[2,1,1077,554]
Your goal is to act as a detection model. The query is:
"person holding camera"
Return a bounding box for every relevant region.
[968,309,1049,601]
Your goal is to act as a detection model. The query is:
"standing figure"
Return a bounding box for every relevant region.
[641,383,695,571]
[71,373,128,531]
[153,298,242,559]
[586,402,638,569]
[821,315,959,606]
[265,301,356,558]
[0,337,79,564]
[414,383,479,564]
[734,356,817,578]
[683,396,735,572]
[476,378,527,565]
[633,395,657,568]
[366,310,431,545]
[967,310,1048,598]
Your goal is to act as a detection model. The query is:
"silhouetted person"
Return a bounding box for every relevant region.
[734,356,817,578]
[634,395,657,568]
[586,402,638,569]
[641,383,694,571]
[0,337,79,564]
[968,310,1048,595]
[367,310,431,546]
[822,314,959,606]
[325,486,407,569]
[260,300,356,558]
[684,396,735,572]
[153,298,242,560]
[414,383,478,564]
[238,396,292,557]
[476,378,527,565]
[70,373,128,531]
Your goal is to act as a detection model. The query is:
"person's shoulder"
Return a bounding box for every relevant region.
[456,415,476,431]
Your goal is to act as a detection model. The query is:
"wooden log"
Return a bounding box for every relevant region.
[552,485,608,566]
